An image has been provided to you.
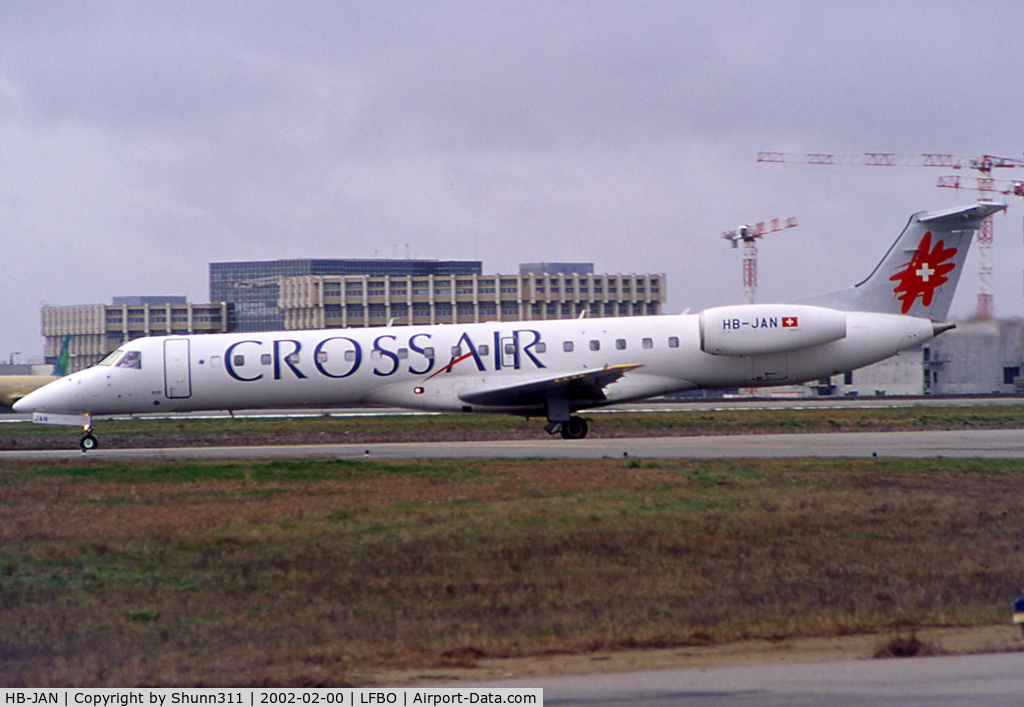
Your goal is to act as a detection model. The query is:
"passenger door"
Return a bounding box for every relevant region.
[164,339,192,399]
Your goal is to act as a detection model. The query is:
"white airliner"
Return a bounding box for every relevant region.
[15,203,1005,450]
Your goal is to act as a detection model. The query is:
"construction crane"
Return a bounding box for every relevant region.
[937,175,1024,308]
[757,151,1024,319]
[757,152,1024,171]
[722,216,797,304]
[936,174,1024,198]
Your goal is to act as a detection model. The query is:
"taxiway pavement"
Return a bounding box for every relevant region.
[2,428,1024,461]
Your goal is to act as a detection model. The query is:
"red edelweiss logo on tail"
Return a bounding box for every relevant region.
[889,231,957,314]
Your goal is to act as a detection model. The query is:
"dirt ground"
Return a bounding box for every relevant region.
[367,624,1024,686]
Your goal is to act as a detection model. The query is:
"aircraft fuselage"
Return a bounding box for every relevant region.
[18,308,935,418]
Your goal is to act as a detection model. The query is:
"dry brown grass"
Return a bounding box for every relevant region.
[2,455,1023,686]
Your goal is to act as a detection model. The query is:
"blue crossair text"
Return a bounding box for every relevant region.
[224,329,546,382]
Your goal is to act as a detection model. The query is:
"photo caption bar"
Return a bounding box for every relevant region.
[1,690,542,707]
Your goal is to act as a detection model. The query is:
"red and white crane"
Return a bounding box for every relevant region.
[757,151,1024,319]
[937,174,1024,306]
[722,216,797,304]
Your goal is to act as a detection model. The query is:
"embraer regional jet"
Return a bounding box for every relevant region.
[15,203,1005,451]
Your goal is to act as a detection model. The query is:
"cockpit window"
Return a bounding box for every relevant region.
[97,350,123,367]
[115,351,142,369]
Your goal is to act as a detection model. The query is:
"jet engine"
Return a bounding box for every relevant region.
[699,304,847,356]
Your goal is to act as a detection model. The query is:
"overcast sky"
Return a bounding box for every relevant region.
[2,1,1023,361]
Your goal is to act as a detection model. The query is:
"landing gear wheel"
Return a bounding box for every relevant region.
[80,433,99,452]
[560,416,588,440]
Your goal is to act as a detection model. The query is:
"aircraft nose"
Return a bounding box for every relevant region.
[13,384,54,413]
[13,377,80,414]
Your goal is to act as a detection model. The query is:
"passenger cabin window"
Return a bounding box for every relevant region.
[642,338,653,349]
[261,354,273,365]
[535,342,547,353]
[116,351,142,369]
[616,339,627,350]
[563,341,574,352]
[589,340,600,351]
[668,336,679,348]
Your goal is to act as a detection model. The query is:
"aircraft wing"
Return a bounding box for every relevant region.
[458,364,641,409]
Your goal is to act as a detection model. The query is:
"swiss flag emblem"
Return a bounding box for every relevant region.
[889,231,957,314]
[782,317,798,328]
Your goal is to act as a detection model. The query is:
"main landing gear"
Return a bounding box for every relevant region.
[560,416,589,440]
[544,416,589,440]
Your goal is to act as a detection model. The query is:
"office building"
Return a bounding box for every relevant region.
[278,269,666,329]
[210,259,482,332]
[41,299,232,372]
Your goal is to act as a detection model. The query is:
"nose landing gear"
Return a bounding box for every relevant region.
[80,431,99,452]
[79,419,98,452]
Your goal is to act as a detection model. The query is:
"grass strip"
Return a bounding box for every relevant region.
[1,455,1022,686]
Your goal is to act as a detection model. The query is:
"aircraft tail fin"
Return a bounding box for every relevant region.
[805,203,1007,320]
[52,334,71,376]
